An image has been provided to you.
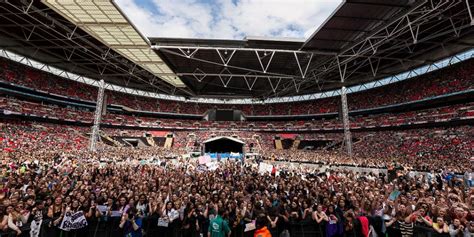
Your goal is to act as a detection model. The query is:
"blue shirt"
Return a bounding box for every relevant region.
[123,218,142,237]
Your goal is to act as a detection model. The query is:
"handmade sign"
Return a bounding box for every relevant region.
[60,211,88,231]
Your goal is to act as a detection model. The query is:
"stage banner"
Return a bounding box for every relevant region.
[60,211,88,231]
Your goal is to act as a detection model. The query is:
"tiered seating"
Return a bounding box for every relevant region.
[260,126,474,172]
[1,57,472,116]
[0,120,88,152]
[2,94,473,130]
[0,58,97,101]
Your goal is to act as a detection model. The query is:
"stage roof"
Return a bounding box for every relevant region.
[203,136,245,144]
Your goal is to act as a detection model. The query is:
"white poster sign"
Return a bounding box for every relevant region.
[59,211,88,231]
[258,163,273,174]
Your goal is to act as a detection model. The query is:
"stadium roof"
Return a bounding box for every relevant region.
[41,0,184,87]
[0,0,192,96]
[153,0,474,99]
[0,0,473,102]
[302,0,415,52]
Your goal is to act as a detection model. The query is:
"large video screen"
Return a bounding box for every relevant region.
[215,109,234,121]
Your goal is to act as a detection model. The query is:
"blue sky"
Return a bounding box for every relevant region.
[115,0,342,40]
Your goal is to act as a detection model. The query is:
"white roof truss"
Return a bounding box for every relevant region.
[41,0,185,87]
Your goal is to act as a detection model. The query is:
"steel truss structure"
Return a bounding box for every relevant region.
[340,86,352,157]
[154,45,328,78]
[89,79,105,152]
[154,45,319,94]
[0,0,473,104]
[0,49,187,101]
[0,0,193,97]
[292,0,474,97]
[154,0,474,99]
[0,48,473,105]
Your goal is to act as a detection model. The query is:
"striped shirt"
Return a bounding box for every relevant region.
[398,221,414,237]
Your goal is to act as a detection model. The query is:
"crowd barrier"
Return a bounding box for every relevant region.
[0,216,453,237]
[270,161,389,175]
[271,160,472,178]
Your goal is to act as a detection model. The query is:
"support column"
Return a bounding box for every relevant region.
[89,79,105,152]
[340,86,352,157]
[467,0,474,25]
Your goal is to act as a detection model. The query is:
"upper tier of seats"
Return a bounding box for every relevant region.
[1,57,472,116]
[2,95,472,130]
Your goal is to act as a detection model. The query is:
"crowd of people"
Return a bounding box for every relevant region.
[2,94,473,133]
[0,145,473,237]
[262,126,473,173]
[0,41,473,237]
[0,120,88,153]
[0,119,473,237]
[1,56,473,116]
[2,120,472,173]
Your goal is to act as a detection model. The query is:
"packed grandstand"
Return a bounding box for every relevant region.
[0,1,474,237]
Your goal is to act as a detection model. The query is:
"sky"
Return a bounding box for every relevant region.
[115,0,343,40]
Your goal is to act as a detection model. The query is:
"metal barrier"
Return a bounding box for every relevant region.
[0,217,455,237]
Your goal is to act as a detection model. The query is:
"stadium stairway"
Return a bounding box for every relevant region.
[185,137,195,152]
[164,136,173,149]
[325,140,342,150]
[99,132,122,147]
[146,136,156,146]
[292,139,300,150]
[116,105,135,112]
[255,138,263,152]
[275,139,283,150]
[110,137,133,146]
[353,136,364,145]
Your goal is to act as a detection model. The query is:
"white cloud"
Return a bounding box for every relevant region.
[116,0,342,40]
